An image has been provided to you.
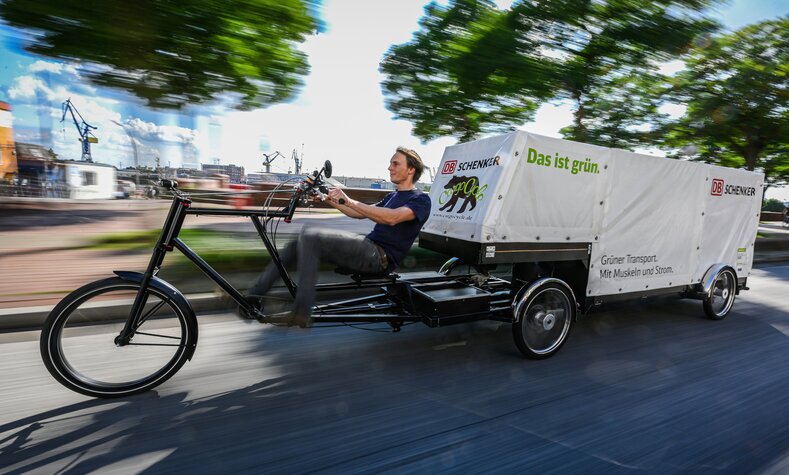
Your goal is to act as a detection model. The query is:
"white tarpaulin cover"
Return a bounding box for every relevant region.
[423,130,763,296]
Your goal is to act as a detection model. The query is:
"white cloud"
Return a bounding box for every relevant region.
[7,58,200,167]
[9,60,96,104]
[8,75,47,100]
[28,60,79,76]
[124,118,197,144]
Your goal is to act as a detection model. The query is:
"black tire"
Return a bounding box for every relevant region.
[703,268,737,320]
[512,281,574,359]
[40,277,195,398]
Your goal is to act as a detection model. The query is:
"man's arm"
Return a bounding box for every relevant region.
[325,197,366,219]
[344,199,415,225]
[327,188,415,225]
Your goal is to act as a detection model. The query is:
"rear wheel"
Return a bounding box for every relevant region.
[703,268,736,320]
[512,281,574,359]
[40,277,195,398]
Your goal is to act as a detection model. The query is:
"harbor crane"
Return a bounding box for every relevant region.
[261,146,304,174]
[61,98,98,162]
[261,151,283,173]
[291,147,302,175]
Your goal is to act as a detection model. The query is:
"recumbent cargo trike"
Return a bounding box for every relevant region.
[40,131,763,398]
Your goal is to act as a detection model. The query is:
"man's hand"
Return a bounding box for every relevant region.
[328,188,353,206]
[309,192,324,204]
[324,187,365,218]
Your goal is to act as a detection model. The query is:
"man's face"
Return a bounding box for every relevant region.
[388,152,413,185]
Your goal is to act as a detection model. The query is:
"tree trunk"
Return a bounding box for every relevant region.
[741,131,765,172]
[744,146,762,172]
[572,90,586,142]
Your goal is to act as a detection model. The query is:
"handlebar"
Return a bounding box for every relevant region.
[160,179,179,190]
[284,193,299,223]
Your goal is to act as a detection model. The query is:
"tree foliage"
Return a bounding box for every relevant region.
[762,198,786,212]
[542,0,720,146]
[381,0,720,144]
[661,17,789,185]
[380,0,559,142]
[559,70,666,149]
[0,0,318,109]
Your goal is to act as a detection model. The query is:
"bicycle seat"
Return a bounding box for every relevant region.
[334,267,397,282]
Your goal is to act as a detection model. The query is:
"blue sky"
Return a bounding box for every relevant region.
[0,0,786,193]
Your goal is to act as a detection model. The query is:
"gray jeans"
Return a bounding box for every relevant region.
[247,227,387,316]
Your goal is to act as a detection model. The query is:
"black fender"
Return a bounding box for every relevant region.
[114,271,199,360]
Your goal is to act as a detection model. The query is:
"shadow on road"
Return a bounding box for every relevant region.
[2,295,788,473]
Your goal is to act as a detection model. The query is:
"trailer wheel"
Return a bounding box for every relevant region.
[703,268,736,320]
[512,280,575,359]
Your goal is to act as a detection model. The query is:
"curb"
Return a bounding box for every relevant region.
[0,292,224,332]
[0,284,383,333]
[3,254,787,333]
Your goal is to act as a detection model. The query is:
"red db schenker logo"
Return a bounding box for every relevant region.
[711,179,724,196]
[442,160,457,174]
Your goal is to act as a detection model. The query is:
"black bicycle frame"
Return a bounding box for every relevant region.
[112,181,519,346]
[116,192,423,343]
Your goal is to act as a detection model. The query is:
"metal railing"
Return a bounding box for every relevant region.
[0,179,70,198]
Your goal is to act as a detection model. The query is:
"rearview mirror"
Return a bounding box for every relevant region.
[323,160,332,178]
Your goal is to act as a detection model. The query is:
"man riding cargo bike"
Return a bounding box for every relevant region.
[40,131,763,399]
[244,146,431,327]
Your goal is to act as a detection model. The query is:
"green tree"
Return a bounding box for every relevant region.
[558,70,667,150]
[380,0,560,142]
[0,0,318,109]
[662,18,789,185]
[762,198,786,212]
[543,0,719,146]
[381,0,719,144]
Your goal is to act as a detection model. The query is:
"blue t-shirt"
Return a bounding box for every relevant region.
[366,190,431,269]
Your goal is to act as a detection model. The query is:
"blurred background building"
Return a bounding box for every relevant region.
[0,101,17,182]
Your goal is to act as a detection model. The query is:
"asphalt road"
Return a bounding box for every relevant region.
[1,265,788,474]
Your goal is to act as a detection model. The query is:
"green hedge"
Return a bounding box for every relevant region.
[762,198,787,212]
[89,229,449,274]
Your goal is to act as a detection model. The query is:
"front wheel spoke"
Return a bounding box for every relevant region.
[134,300,167,330]
[134,331,182,341]
[125,342,185,348]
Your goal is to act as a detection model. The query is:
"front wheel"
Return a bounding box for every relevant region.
[512,281,575,359]
[40,277,195,398]
[703,268,737,320]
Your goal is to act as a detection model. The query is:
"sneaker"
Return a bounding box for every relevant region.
[259,310,312,328]
[233,295,264,321]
